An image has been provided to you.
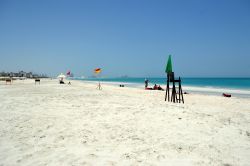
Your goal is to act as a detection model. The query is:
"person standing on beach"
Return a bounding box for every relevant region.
[145,79,149,88]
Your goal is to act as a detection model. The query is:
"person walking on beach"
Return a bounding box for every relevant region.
[145,78,149,88]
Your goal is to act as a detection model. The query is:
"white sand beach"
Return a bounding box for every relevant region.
[0,79,250,166]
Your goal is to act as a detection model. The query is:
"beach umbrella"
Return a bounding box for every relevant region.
[57,73,66,79]
[165,55,172,74]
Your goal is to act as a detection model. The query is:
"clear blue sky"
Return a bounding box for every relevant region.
[0,0,249,77]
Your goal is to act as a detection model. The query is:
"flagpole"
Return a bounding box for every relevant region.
[94,68,102,90]
[98,70,102,90]
[98,81,102,90]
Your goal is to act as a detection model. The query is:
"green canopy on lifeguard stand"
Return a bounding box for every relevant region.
[165,55,172,74]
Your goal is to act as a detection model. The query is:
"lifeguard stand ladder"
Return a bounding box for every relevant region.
[165,72,184,104]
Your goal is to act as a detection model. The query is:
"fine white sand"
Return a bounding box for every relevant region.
[0,79,250,166]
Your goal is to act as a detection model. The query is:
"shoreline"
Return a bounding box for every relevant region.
[2,78,250,97]
[78,80,250,98]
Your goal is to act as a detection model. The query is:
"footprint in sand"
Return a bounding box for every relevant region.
[46,124,53,129]
[223,164,232,166]
[16,159,22,163]
[87,153,98,158]
[106,161,117,166]
[54,135,65,143]
[157,154,166,161]
[39,135,46,138]
[79,161,92,166]
[22,153,33,160]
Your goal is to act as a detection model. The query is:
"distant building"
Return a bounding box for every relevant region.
[18,71,26,77]
[26,72,33,78]
[0,71,48,78]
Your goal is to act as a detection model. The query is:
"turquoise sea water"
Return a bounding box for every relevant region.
[76,77,250,90]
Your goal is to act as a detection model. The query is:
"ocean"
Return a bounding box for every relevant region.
[76,77,250,90]
[73,77,250,97]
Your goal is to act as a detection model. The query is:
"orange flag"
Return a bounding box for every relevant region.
[94,68,101,74]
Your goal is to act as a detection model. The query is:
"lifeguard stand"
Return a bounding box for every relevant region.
[165,72,184,104]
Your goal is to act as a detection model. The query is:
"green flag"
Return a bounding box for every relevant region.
[165,55,172,73]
